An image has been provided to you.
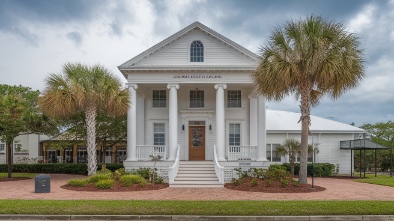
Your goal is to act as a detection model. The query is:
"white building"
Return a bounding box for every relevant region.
[0,134,48,164]
[118,22,365,186]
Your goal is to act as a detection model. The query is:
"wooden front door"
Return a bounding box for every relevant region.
[189,126,205,160]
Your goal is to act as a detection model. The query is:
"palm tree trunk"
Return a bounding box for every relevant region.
[299,82,312,184]
[85,104,97,176]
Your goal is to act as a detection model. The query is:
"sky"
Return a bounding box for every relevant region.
[0,0,393,127]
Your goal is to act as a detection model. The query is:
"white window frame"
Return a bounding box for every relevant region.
[152,90,167,108]
[190,90,204,108]
[266,143,282,162]
[228,123,241,146]
[189,40,205,63]
[13,143,23,152]
[227,90,242,108]
[151,121,168,146]
[226,121,243,148]
[0,143,5,152]
[153,123,166,146]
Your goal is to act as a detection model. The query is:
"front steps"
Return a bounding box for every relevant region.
[170,161,223,188]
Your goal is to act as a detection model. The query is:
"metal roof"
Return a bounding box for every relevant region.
[266,110,365,133]
[340,139,388,150]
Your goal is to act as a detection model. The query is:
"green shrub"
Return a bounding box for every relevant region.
[269,164,287,171]
[68,178,89,187]
[282,163,335,177]
[251,178,258,186]
[280,178,289,187]
[94,179,114,189]
[155,176,164,184]
[114,168,128,179]
[96,168,112,175]
[231,178,240,186]
[267,167,289,181]
[0,163,123,175]
[133,168,151,180]
[120,174,145,186]
[139,178,148,187]
[89,173,113,183]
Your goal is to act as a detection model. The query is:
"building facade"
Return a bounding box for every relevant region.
[118,22,365,185]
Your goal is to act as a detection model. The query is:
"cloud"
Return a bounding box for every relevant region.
[66,32,83,46]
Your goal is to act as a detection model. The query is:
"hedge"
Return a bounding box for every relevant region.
[281,163,335,177]
[0,163,124,175]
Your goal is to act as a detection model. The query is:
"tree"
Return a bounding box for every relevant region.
[253,15,364,184]
[39,63,130,176]
[360,121,394,172]
[95,114,127,164]
[0,84,57,178]
[276,138,313,176]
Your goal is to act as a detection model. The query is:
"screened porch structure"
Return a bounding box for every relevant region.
[340,139,392,177]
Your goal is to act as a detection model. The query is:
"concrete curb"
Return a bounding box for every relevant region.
[0,215,393,221]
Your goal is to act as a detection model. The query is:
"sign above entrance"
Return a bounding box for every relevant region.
[173,75,222,79]
[189,121,205,125]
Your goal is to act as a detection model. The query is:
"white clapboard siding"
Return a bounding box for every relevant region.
[137,29,256,67]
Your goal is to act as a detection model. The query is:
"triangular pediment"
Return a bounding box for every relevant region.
[119,22,259,73]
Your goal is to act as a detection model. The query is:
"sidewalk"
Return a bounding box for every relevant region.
[1,174,394,200]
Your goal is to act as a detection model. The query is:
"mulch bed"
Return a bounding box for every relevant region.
[224,177,326,193]
[61,182,169,192]
[0,177,32,182]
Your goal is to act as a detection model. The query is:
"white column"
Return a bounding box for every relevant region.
[248,94,258,146]
[126,83,138,161]
[256,95,267,161]
[167,83,179,161]
[215,84,227,161]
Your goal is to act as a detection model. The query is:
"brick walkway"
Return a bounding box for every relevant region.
[2,174,394,200]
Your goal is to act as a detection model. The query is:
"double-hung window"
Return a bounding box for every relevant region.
[152,90,166,108]
[0,143,4,152]
[153,123,165,145]
[229,123,241,146]
[227,90,241,108]
[190,90,204,108]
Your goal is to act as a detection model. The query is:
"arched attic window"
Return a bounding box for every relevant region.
[190,40,204,62]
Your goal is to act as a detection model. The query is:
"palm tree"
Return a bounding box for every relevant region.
[39,63,130,176]
[277,138,313,176]
[253,15,364,184]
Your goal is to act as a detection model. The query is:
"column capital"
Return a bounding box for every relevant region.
[126,83,138,90]
[167,83,179,90]
[248,93,258,99]
[214,84,227,90]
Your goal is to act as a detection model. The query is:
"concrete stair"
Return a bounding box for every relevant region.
[170,161,223,188]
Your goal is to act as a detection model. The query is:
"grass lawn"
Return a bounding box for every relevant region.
[0,200,394,216]
[354,174,394,187]
[0,173,36,179]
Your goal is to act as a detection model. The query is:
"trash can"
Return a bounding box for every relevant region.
[35,174,50,193]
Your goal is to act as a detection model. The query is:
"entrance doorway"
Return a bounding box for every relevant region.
[189,126,205,160]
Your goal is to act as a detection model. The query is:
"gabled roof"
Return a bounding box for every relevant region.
[118,21,259,72]
[267,110,365,133]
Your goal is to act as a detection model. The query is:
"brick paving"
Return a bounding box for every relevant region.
[1,174,394,201]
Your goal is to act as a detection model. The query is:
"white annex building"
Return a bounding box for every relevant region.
[118,22,365,187]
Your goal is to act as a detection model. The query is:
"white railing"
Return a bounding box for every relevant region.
[228,146,257,161]
[168,145,180,184]
[214,145,225,184]
[136,145,167,161]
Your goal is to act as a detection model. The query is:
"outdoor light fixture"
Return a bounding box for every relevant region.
[182,125,185,131]
[209,124,212,130]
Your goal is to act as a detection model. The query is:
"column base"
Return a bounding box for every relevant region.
[125,157,138,162]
